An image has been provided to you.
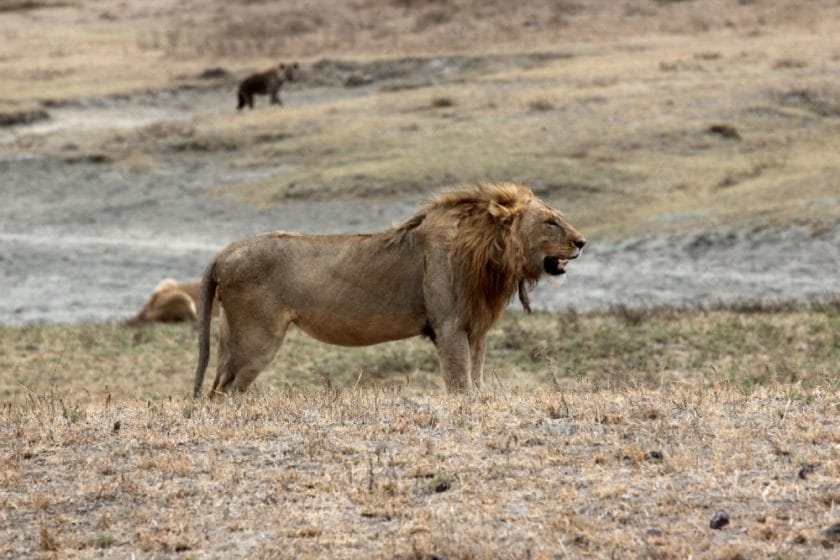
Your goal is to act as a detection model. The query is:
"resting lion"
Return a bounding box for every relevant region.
[237,61,299,110]
[193,182,585,397]
[127,279,217,325]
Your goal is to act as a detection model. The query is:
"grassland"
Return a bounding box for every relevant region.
[2,305,839,557]
[2,0,839,557]
[2,303,839,400]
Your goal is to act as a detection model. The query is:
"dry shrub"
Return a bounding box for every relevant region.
[430,96,455,108]
[528,98,554,112]
[0,0,65,12]
[414,6,454,30]
[0,107,49,126]
[772,58,808,69]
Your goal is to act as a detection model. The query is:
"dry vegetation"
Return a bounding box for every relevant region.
[2,305,839,556]
[1,1,839,557]
[2,369,839,558]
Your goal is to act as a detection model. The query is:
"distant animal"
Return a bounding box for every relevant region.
[193,182,585,397]
[237,62,299,110]
[127,279,217,325]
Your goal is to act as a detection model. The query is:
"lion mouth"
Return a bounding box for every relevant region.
[543,256,569,275]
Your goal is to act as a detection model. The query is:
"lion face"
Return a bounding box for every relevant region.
[520,200,586,279]
[279,62,300,82]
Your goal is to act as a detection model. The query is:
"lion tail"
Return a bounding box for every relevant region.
[193,258,218,398]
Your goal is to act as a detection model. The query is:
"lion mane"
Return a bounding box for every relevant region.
[390,182,537,334]
[194,182,585,396]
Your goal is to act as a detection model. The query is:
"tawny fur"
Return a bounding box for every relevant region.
[194,182,585,397]
[127,279,218,325]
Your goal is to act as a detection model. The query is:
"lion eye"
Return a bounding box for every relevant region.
[546,220,561,228]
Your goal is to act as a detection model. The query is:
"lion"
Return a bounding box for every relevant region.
[237,62,299,110]
[193,182,585,397]
[127,279,218,325]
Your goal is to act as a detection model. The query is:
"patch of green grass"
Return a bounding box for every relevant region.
[89,534,115,549]
[1,302,837,401]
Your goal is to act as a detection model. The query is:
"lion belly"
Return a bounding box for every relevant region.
[286,246,428,346]
[294,310,426,346]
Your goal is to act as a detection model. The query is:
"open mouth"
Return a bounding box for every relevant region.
[543,256,569,276]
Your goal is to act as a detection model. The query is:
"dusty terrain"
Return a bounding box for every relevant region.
[2,385,839,559]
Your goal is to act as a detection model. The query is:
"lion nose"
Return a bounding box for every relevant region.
[574,239,586,249]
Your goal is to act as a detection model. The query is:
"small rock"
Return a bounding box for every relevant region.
[646,527,664,537]
[645,450,664,462]
[825,523,840,541]
[112,420,121,433]
[344,73,372,88]
[707,123,741,140]
[709,511,730,530]
[798,463,817,480]
[792,534,807,545]
[434,480,451,493]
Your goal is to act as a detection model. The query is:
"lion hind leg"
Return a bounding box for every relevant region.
[211,310,290,396]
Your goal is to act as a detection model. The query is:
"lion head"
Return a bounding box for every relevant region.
[406,182,585,333]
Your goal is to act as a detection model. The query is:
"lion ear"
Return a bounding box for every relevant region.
[488,199,525,222]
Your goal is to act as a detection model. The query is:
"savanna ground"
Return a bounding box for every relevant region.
[1,0,839,558]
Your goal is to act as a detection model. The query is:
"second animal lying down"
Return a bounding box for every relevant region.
[193,182,585,397]
[126,279,218,325]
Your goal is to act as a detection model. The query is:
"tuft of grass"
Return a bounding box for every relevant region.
[38,527,58,552]
[89,534,115,549]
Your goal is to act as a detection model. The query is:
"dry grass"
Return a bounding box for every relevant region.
[1,382,838,558]
[3,305,835,556]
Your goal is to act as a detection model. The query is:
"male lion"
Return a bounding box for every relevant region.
[127,279,218,325]
[193,182,585,397]
[237,62,299,110]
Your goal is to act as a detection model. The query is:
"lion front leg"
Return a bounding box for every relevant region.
[469,334,486,390]
[435,324,472,393]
